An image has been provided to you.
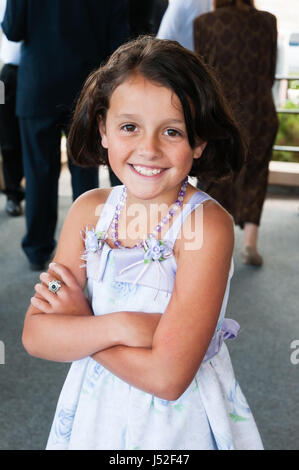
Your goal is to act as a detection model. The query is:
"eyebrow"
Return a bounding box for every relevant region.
[116,114,185,125]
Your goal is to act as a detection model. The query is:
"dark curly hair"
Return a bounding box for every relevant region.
[68,36,246,182]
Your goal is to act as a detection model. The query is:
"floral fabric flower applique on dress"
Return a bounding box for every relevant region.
[143,237,173,263]
[80,225,108,266]
[117,236,174,298]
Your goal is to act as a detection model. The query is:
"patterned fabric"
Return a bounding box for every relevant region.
[46,186,263,450]
[194,6,279,228]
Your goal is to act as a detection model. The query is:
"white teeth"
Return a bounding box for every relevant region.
[132,165,164,176]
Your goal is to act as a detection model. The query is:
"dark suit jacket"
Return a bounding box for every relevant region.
[2,0,129,117]
[129,0,168,38]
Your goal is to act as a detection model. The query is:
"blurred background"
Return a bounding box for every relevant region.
[0,0,298,451]
[255,0,299,168]
[0,0,299,188]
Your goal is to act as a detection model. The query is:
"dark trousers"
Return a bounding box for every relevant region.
[19,113,99,264]
[0,64,24,201]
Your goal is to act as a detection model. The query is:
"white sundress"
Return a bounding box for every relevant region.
[46,186,264,450]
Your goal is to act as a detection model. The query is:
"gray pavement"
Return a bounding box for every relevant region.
[0,170,299,450]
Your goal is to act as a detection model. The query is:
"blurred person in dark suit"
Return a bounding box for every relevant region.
[2,0,129,270]
[0,0,23,216]
[151,0,169,34]
[129,0,168,37]
[194,0,278,266]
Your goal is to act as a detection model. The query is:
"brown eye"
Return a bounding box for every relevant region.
[165,129,181,137]
[121,124,137,132]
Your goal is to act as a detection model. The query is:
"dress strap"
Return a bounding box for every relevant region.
[95,185,124,234]
[163,190,213,247]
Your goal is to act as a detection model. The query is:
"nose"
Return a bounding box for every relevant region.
[137,132,160,159]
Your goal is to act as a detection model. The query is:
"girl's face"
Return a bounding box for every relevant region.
[99,73,206,204]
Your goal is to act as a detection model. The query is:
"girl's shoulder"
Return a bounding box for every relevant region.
[74,186,114,207]
[175,188,234,260]
[70,187,115,227]
[194,188,234,237]
[51,187,117,286]
[185,187,233,222]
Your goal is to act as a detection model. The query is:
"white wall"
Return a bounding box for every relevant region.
[255,0,298,34]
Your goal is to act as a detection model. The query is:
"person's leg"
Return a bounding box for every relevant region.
[242,222,263,266]
[68,157,99,201]
[19,116,61,268]
[244,222,259,249]
[0,64,24,215]
[239,138,277,267]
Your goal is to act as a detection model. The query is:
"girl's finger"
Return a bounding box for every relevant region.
[40,272,66,297]
[40,271,54,286]
[34,283,57,304]
[48,262,78,288]
[31,296,52,314]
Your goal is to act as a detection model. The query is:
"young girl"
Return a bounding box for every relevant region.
[23,37,263,450]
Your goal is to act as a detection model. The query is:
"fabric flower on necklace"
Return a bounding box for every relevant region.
[143,237,173,263]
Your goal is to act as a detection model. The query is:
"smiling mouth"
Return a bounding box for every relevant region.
[129,164,167,177]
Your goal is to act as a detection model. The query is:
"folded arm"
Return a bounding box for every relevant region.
[92,202,234,401]
[22,189,161,362]
[23,302,161,363]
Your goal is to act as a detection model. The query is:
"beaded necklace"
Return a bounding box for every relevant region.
[110,177,188,249]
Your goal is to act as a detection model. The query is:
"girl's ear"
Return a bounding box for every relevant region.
[193,140,207,160]
[99,119,108,149]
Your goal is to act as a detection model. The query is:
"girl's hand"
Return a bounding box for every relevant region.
[31,262,92,316]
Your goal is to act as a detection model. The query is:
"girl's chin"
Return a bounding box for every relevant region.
[127,187,162,201]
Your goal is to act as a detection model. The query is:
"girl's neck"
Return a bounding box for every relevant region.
[124,182,190,209]
[108,181,198,249]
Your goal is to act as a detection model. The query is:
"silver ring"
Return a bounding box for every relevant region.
[48,280,62,294]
